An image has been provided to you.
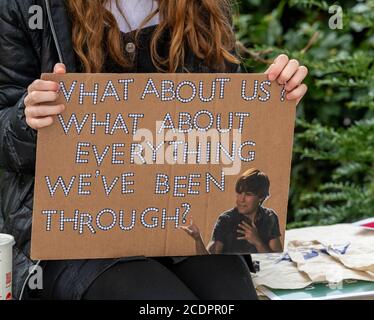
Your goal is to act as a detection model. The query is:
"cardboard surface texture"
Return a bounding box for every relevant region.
[30,73,296,260]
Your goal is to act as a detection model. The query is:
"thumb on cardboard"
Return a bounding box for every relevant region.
[54,63,66,74]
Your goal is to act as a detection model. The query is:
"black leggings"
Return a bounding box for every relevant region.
[82,255,258,300]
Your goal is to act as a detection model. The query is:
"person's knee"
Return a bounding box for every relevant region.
[83,258,198,300]
[170,254,258,300]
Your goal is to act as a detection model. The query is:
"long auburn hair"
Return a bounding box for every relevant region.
[65,0,240,73]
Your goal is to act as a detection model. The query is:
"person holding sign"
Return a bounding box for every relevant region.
[0,0,308,300]
[180,168,283,255]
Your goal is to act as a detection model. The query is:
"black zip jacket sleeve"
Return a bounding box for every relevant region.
[0,0,40,173]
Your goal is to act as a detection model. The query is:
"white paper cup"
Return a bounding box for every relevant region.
[0,234,15,300]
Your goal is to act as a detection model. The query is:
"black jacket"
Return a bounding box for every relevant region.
[0,0,243,299]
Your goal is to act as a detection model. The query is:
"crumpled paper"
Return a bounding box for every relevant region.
[253,224,374,289]
[286,224,374,274]
[287,240,374,283]
[323,239,374,273]
[251,253,313,289]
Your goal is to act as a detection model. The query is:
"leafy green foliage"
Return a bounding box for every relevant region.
[235,0,374,227]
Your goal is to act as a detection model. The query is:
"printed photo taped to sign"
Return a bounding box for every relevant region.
[31,73,295,260]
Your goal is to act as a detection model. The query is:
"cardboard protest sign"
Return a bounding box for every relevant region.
[30,73,296,260]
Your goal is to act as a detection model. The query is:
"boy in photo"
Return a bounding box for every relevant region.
[181,168,282,254]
